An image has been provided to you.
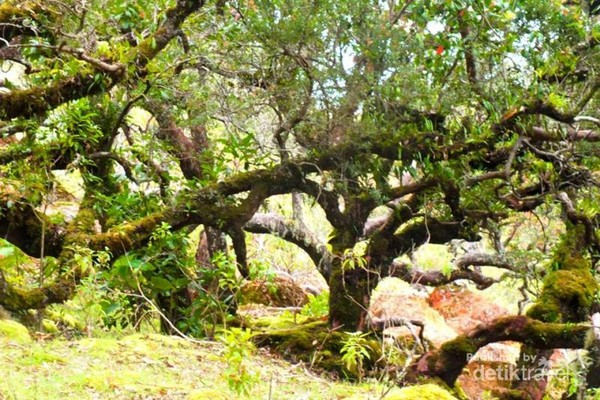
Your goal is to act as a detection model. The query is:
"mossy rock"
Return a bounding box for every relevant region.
[239,276,309,307]
[0,319,32,344]
[383,383,458,400]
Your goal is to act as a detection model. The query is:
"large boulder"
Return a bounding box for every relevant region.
[457,342,522,400]
[428,284,510,334]
[429,285,523,400]
[369,278,456,348]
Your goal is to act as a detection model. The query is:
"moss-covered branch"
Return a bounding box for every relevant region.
[527,223,597,323]
[390,218,478,255]
[0,200,98,311]
[0,270,77,311]
[0,192,65,258]
[409,315,590,386]
[0,71,124,120]
[90,210,184,256]
[0,159,327,310]
[0,0,205,120]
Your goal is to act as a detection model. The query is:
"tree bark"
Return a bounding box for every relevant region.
[328,258,376,331]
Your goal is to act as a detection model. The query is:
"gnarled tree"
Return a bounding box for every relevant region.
[1,0,599,396]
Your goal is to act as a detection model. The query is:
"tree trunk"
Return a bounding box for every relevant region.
[585,313,600,389]
[328,257,378,331]
[196,226,228,267]
[195,226,237,314]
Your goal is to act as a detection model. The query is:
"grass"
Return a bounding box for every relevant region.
[0,330,442,399]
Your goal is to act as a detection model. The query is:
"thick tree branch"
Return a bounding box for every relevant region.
[297,179,345,229]
[528,126,600,142]
[0,198,99,311]
[244,212,333,280]
[0,73,124,120]
[390,218,476,255]
[0,269,76,310]
[409,315,590,386]
[145,100,207,180]
[388,261,497,289]
[228,225,248,277]
[454,252,516,271]
[134,0,206,72]
[89,151,138,184]
[0,200,64,258]
[557,191,600,251]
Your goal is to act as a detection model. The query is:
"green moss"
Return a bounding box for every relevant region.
[440,336,478,355]
[0,1,39,23]
[527,302,560,323]
[383,383,459,400]
[91,210,170,253]
[0,275,77,312]
[0,319,32,344]
[552,224,587,266]
[527,225,597,323]
[527,268,597,323]
[0,87,47,119]
[255,320,327,351]
[518,318,589,348]
[59,204,98,260]
[4,285,45,311]
[42,319,60,333]
[252,320,382,379]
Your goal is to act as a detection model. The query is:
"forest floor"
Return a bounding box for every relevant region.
[0,329,442,400]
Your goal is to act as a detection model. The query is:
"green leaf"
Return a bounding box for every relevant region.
[150,276,173,291]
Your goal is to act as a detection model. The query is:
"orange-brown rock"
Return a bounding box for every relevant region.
[369,279,456,348]
[239,275,309,307]
[429,285,510,334]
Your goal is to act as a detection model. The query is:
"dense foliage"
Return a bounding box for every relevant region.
[1,0,600,396]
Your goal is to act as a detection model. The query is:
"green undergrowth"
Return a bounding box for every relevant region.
[0,327,458,400]
[0,306,462,399]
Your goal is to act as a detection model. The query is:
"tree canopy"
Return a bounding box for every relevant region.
[1,0,600,395]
